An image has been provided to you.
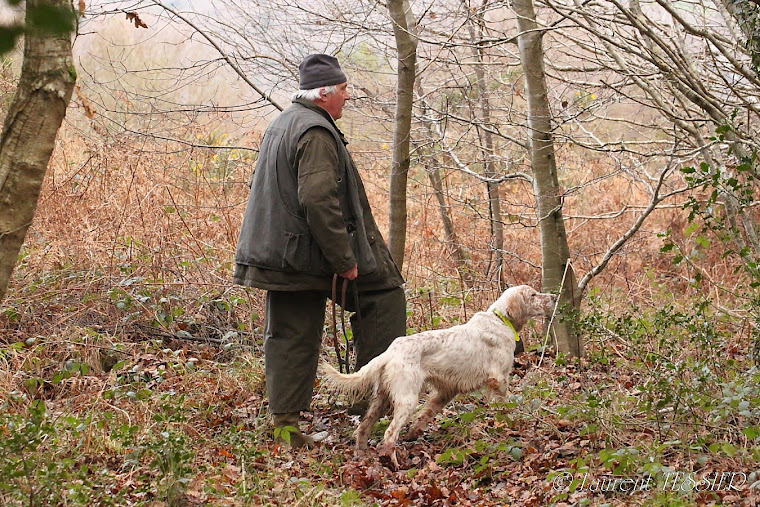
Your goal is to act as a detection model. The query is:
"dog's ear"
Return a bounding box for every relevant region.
[504,286,529,324]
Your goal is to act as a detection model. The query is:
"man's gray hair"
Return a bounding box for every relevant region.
[292,84,338,102]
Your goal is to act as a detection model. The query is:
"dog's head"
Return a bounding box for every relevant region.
[488,285,558,330]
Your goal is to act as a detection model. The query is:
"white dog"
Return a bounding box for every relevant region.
[320,285,557,451]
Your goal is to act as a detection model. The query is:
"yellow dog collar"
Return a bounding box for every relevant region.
[492,310,519,342]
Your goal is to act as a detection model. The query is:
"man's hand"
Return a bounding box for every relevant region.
[340,265,358,280]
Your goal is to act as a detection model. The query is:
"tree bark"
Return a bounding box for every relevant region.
[466,0,504,283]
[387,0,417,271]
[416,83,473,286]
[514,0,582,356]
[0,0,76,303]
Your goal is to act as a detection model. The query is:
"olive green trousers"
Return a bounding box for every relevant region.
[264,286,406,414]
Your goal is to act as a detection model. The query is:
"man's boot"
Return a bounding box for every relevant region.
[272,412,315,449]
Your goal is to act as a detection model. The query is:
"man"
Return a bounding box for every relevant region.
[234,54,406,448]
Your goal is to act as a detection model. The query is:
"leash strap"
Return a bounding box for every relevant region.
[347,279,362,370]
[351,279,362,336]
[330,273,362,374]
[331,274,348,374]
[339,278,353,373]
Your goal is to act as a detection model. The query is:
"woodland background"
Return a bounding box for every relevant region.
[0,0,759,505]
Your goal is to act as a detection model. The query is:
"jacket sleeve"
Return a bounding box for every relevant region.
[296,127,356,274]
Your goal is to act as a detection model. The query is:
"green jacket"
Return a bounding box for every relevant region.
[234,99,403,292]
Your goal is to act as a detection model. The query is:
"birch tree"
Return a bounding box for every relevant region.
[387,0,418,270]
[0,0,76,303]
[514,0,582,356]
[465,0,505,282]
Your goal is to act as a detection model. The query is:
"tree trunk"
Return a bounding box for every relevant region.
[0,0,76,303]
[416,83,473,286]
[466,0,504,283]
[387,0,417,271]
[425,164,473,285]
[514,0,582,357]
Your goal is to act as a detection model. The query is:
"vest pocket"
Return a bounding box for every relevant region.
[348,228,378,275]
[281,231,310,272]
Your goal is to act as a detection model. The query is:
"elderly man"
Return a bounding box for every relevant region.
[234,54,406,447]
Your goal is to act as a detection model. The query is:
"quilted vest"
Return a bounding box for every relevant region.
[234,101,378,276]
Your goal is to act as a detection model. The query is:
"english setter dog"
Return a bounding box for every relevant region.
[321,285,557,451]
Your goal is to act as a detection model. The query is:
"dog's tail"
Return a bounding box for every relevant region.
[319,358,384,403]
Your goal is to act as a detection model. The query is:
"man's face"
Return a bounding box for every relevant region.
[320,82,351,120]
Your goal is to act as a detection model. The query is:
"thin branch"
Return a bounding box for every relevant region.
[578,163,688,291]
[150,0,286,111]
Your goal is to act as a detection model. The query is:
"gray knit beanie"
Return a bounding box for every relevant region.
[298,54,347,90]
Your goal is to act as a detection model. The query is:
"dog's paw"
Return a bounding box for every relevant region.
[378,445,403,470]
[485,377,500,391]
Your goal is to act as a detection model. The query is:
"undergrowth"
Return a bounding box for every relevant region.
[1,270,760,505]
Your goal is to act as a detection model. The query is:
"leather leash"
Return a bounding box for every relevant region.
[331,273,362,374]
[331,274,347,373]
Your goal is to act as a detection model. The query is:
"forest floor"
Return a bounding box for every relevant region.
[1,271,759,506]
[1,109,759,505]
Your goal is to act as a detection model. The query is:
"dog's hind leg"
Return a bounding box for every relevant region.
[354,393,389,450]
[405,389,455,441]
[379,393,418,451]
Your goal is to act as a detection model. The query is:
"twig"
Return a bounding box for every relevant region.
[150,1,286,112]
[538,260,572,368]
[133,323,249,347]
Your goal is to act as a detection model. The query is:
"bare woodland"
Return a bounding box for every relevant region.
[0,0,759,504]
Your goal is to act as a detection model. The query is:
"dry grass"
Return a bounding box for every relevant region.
[0,92,758,504]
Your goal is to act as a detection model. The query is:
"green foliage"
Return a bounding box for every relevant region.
[435,405,521,486]
[0,2,77,55]
[725,0,760,73]
[662,139,760,362]
[339,42,384,73]
[547,292,760,502]
[108,281,249,336]
[0,399,121,505]
[0,26,22,54]
[576,295,760,454]
[436,436,522,486]
[26,3,76,35]
[111,393,195,503]
[338,489,364,506]
[190,130,253,183]
[273,425,296,446]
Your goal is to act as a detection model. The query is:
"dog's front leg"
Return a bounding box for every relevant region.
[405,389,455,442]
